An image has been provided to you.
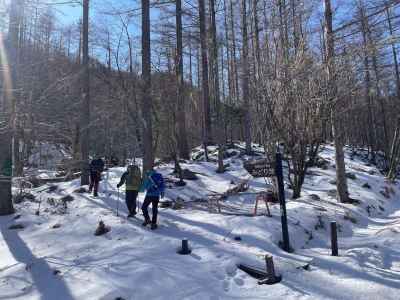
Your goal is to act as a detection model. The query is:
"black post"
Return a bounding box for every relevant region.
[330,221,338,256]
[182,239,189,253]
[275,152,290,252]
[178,238,191,255]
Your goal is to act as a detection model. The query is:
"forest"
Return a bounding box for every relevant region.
[1,0,400,198]
[1,1,400,299]
[3,0,400,211]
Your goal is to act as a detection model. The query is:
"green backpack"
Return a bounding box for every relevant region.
[126,166,142,191]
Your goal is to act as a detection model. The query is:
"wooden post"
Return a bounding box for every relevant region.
[265,255,276,279]
[254,195,259,215]
[258,255,282,285]
[331,221,339,256]
[265,198,271,217]
[254,193,271,217]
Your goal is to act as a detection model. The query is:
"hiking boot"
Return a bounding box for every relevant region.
[142,220,151,227]
[127,212,136,218]
[151,223,158,230]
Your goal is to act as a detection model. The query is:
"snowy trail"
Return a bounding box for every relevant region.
[337,202,400,248]
[339,209,400,274]
[2,145,400,299]
[295,196,400,300]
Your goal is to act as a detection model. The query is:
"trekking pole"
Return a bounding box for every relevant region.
[105,169,109,196]
[117,188,120,216]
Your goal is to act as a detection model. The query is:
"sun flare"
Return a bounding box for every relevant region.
[0,32,12,113]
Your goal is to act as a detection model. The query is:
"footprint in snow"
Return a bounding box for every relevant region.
[234,277,244,286]
[212,269,225,280]
[225,264,237,277]
[223,280,230,292]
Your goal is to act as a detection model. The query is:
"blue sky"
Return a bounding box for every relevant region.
[54,2,83,24]
[54,0,147,25]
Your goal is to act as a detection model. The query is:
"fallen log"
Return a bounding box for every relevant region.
[208,180,249,213]
[26,172,81,188]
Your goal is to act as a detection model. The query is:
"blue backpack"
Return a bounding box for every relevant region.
[148,172,164,194]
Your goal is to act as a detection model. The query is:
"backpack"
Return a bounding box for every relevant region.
[126,166,142,190]
[91,159,104,173]
[149,172,164,192]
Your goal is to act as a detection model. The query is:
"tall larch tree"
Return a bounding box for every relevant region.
[199,0,211,160]
[241,0,252,154]
[0,0,22,215]
[324,0,350,203]
[176,0,190,159]
[80,0,90,185]
[141,0,154,172]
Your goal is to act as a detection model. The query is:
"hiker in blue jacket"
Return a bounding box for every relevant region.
[140,169,165,230]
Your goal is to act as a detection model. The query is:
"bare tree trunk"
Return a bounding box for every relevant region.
[77,20,82,65]
[223,0,233,143]
[290,0,299,52]
[221,46,228,143]
[241,0,252,154]
[230,1,240,106]
[386,4,400,98]
[141,0,154,172]
[189,35,193,87]
[80,0,90,185]
[360,6,377,162]
[209,0,225,172]
[0,128,13,214]
[0,0,22,214]
[199,0,211,160]
[253,0,261,80]
[13,127,23,176]
[324,0,350,203]
[11,0,24,178]
[370,43,389,160]
[176,0,190,160]
[386,4,400,180]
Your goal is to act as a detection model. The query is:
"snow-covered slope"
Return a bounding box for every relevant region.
[1,145,400,300]
[28,142,72,170]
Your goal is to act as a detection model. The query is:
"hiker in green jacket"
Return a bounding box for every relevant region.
[117,165,142,217]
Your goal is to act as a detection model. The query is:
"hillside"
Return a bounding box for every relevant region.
[1,145,400,300]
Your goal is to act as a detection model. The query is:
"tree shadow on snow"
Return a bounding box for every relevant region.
[160,211,305,263]
[0,222,74,300]
[281,253,400,299]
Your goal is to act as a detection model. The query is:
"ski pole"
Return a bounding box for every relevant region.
[117,188,120,216]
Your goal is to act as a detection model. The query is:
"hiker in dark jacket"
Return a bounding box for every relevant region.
[110,155,119,167]
[140,169,165,230]
[89,157,105,197]
[117,165,142,217]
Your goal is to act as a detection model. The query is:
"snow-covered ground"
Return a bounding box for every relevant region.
[1,145,400,300]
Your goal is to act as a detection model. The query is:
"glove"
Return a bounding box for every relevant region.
[160,192,165,199]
